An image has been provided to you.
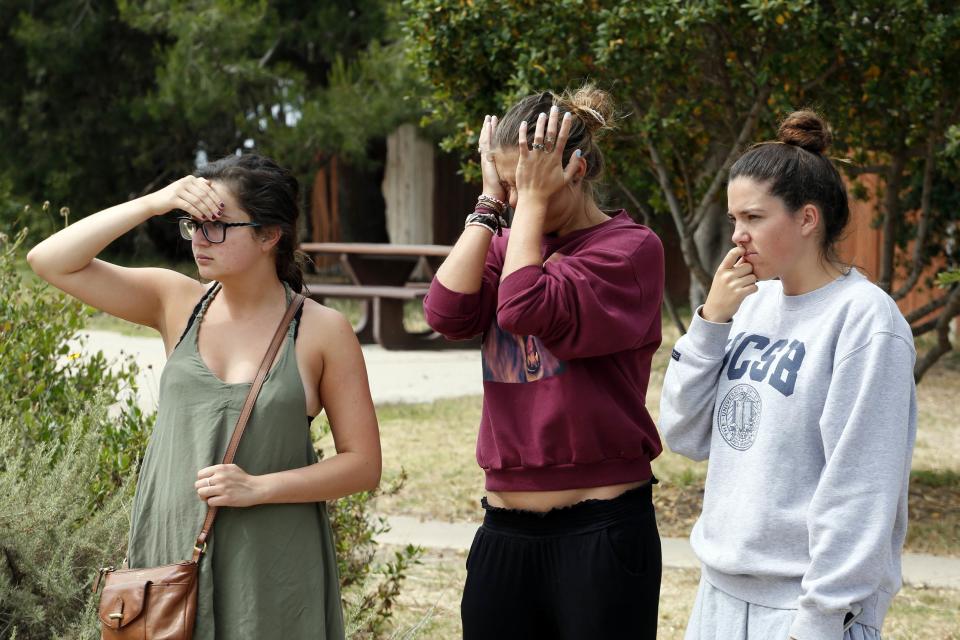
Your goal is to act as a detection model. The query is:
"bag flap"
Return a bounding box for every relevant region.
[98,582,149,629]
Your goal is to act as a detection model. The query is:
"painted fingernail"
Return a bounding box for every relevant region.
[563,112,571,119]
[219,202,225,208]
[575,149,583,157]
[539,112,546,119]
[551,105,559,113]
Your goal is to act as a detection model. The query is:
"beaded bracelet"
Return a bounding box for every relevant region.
[477,193,507,214]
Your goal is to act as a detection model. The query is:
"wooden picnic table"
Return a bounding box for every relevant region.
[300,242,479,350]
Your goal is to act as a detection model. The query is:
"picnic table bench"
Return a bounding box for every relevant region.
[300,242,479,350]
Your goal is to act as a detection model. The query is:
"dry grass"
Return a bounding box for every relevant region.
[318,398,486,522]
[383,548,960,639]
[912,362,960,472]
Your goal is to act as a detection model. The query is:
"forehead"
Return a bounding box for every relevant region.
[727,177,779,212]
[208,180,247,220]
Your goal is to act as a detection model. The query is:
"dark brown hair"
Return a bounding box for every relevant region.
[493,83,617,201]
[730,110,850,262]
[196,153,305,292]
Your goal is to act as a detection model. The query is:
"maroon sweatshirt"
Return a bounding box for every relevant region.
[423,211,664,491]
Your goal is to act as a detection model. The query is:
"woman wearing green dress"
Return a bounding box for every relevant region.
[27,154,381,638]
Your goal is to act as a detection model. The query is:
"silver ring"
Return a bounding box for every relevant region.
[532,143,545,151]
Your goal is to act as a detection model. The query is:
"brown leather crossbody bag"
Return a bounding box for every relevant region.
[92,293,305,639]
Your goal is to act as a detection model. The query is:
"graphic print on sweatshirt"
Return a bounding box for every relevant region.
[481,320,566,383]
[715,331,807,450]
[481,251,568,383]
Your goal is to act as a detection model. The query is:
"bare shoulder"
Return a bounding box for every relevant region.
[297,297,359,356]
[156,268,207,301]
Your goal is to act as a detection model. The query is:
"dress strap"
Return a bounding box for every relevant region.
[280,282,305,341]
[293,302,304,341]
[174,283,221,349]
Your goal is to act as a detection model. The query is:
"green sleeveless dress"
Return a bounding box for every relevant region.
[127,283,345,639]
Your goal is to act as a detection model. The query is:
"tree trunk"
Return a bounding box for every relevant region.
[689,199,728,309]
[914,284,960,382]
[878,151,905,293]
[339,140,389,243]
[382,124,434,244]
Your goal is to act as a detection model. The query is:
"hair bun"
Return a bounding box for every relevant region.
[559,83,617,135]
[778,110,832,154]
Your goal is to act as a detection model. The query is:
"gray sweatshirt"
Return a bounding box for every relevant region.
[659,269,916,640]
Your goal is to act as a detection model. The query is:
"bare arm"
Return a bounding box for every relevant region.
[435,226,495,293]
[436,113,505,293]
[26,176,224,339]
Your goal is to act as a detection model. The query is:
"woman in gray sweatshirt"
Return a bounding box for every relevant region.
[659,110,916,640]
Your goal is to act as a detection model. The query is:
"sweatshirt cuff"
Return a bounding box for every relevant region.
[684,305,734,359]
[788,603,846,640]
[498,264,543,304]
[425,278,483,317]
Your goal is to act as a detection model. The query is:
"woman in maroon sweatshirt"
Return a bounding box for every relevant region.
[423,86,665,639]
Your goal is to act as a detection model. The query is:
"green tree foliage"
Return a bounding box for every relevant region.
[404,0,960,380]
[826,5,960,379]
[0,1,166,240]
[1,0,426,245]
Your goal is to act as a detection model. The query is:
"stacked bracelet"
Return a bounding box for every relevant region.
[466,193,509,235]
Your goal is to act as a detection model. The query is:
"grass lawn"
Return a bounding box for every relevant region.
[381,548,960,639]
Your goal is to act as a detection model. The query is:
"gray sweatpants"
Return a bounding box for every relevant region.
[685,577,882,640]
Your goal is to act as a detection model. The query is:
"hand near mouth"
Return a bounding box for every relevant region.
[701,246,760,323]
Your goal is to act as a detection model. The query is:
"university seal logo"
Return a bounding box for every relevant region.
[717,384,762,451]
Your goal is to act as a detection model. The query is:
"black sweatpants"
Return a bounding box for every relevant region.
[461,482,661,640]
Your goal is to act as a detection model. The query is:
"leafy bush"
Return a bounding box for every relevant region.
[0,228,153,500]
[313,417,422,639]
[0,400,132,640]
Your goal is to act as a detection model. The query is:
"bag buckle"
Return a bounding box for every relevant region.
[92,566,114,593]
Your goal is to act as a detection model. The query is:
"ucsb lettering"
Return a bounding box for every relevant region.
[721,332,805,397]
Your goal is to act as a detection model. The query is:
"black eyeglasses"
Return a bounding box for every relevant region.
[178,217,261,244]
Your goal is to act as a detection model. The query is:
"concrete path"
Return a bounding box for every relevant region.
[75,329,482,409]
[375,516,960,590]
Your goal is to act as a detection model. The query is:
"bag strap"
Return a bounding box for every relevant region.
[191,292,306,562]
